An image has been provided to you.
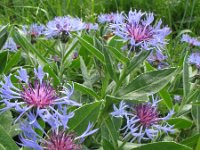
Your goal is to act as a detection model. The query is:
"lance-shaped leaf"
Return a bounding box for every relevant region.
[0,25,8,50]
[118,68,176,99]
[0,51,8,74]
[119,50,151,83]
[4,50,21,74]
[12,29,47,64]
[0,125,19,150]
[106,46,129,64]
[77,35,105,64]
[68,101,102,135]
[131,142,192,150]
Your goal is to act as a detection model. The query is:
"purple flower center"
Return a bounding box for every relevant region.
[21,81,57,108]
[45,132,81,150]
[135,104,158,127]
[126,24,153,43]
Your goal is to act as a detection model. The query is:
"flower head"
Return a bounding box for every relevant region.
[111,96,174,142]
[19,114,98,150]
[111,10,171,51]
[44,16,84,40]
[181,34,200,47]
[0,66,80,124]
[83,23,98,31]
[98,12,124,24]
[23,24,45,37]
[45,131,81,150]
[3,38,18,51]
[188,52,200,69]
[147,50,168,69]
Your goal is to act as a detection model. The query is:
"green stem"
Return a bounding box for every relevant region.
[59,42,66,81]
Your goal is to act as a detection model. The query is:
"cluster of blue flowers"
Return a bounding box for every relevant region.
[111,96,174,142]
[181,34,200,70]
[0,66,98,149]
[1,9,200,148]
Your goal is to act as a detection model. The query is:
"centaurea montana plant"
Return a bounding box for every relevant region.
[23,24,45,37]
[83,22,98,32]
[3,37,18,51]
[98,12,124,24]
[188,52,200,69]
[110,10,171,51]
[111,96,174,143]
[181,34,200,47]
[147,50,168,69]
[19,112,98,150]
[0,66,81,124]
[44,16,84,42]
[22,24,45,44]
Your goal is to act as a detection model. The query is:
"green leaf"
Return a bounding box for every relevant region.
[0,111,20,137]
[103,116,119,149]
[63,38,79,63]
[103,48,118,82]
[0,51,8,74]
[195,137,200,150]
[79,56,92,88]
[106,46,129,64]
[77,35,105,64]
[120,50,151,82]
[68,101,102,135]
[181,134,200,148]
[0,125,19,150]
[43,64,60,86]
[118,68,176,99]
[0,144,6,150]
[131,142,192,150]
[167,117,193,129]
[159,87,173,110]
[4,50,21,74]
[12,29,47,64]
[74,82,100,100]
[118,141,140,150]
[102,139,115,150]
[0,25,8,50]
[183,51,190,99]
[191,90,200,132]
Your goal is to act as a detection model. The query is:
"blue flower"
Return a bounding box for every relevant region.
[147,50,168,69]
[19,113,98,150]
[44,16,84,39]
[83,23,98,31]
[3,38,18,51]
[111,96,174,143]
[98,12,124,24]
[110,10,171,51]
[23,24,45,37]
[188,52,200,69]
[0,66,81,124]
[181,34,200,47]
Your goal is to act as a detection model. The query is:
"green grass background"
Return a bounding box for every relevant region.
[0,0,200,34]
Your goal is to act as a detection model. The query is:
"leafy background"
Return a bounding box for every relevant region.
[0,0,200,150]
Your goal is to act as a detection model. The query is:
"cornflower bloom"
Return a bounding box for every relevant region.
[174,95,182,104]
[98,12,124,24]
[181,34,200,47]
[83,23,98,31]
[23,24,45,37]
[0,66,80,124]
[2,38,18,51]
[44,16,84,42]
[147,50,168,69]
[111,96,174,143]
[19,113,98,150]
[188,52,200,69]
[111,10,171,51]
